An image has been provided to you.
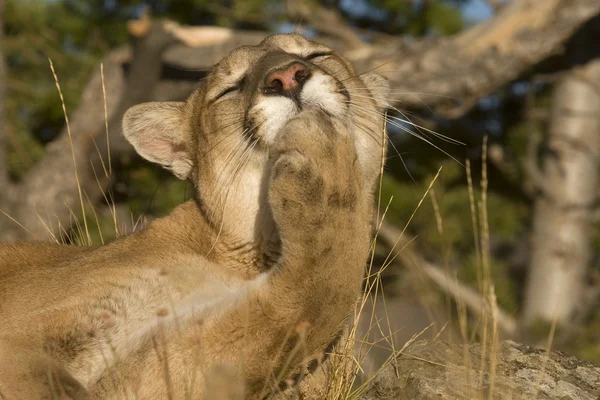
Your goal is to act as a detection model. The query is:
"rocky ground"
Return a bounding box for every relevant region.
[359,340,600,400]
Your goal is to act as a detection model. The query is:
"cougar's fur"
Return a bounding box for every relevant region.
[0,34,389,399]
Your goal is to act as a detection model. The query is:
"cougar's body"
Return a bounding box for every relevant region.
[0,34,389,399]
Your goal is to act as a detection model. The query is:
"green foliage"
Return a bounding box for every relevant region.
[381,161,527,249]
[80,163,193,246]
[369,0,463,35]
[459,254,519,312]
[380,155,526,313]
[570,308,600,364]
[4,0,130,178]
[423,1,463,35]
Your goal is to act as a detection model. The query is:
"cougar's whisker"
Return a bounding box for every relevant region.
[387,114,464,145]
[348,99,463,148]
[385,117,464,166]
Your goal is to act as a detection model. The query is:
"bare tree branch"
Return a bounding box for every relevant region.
[0,21,177,240]
[349,0,600,117]
[485,0,506,13]
[284,0,365,50]
[0,51,126,240]
[167,0,600,117]
[88,21,177,172]
[376,221,519,338]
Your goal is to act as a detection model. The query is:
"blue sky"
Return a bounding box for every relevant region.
[338,0,495,24]
[462,0,494,22]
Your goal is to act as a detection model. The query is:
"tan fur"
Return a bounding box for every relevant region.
[0,34,388,399]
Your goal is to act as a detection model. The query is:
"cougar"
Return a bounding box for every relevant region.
[0,33,389,399]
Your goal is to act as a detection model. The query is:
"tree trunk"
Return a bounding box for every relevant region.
[523,58,600,325]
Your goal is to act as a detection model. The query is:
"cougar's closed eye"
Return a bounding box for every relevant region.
[215,76,247,101]
[304,51,333,61]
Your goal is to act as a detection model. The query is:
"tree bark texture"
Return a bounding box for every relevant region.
[523,58,600,325]
[349,0,600,117]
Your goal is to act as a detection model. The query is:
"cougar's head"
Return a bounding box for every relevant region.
[123,34,389,234]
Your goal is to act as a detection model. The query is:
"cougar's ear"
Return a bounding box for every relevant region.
[123,101,192,180]
[361,72,390,110]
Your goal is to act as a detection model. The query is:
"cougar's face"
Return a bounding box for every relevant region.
[124,34,389,220]
[202,34,353,145]
[189,34,389,186]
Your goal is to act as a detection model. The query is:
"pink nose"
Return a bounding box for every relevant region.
[265,62,307,94]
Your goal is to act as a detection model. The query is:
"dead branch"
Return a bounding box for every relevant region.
[166,0,600,117]
[0,51,126,241]
[88,21,177,173]
[164,23,240,48]
[350,0,600,117]
[283,0,365,50]
[0,21,176,240]
[376,221,519,338]
[485,0,506,13]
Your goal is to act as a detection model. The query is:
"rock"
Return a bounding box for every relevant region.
[358,340,600,400]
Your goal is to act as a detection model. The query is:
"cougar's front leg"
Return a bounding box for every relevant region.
[262,111,372,388]
[257,110,373,394]
[266,109,371,315]
[189,110,374,399]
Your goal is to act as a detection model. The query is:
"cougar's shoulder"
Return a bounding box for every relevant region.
[0,241,93,276]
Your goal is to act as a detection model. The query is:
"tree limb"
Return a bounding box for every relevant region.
[283,0,366,50]
[349,0,600,117]
[0,51,126,240]
[166,0,600,117]
[376,221,519,338]
[88,21,177,174]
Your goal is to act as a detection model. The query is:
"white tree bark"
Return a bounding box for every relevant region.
[523,58,600,324]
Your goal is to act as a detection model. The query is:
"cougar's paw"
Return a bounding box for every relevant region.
[271,109,351,164]
[268,110,362,233]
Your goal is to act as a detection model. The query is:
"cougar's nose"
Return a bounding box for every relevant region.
[264,62,309,95]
